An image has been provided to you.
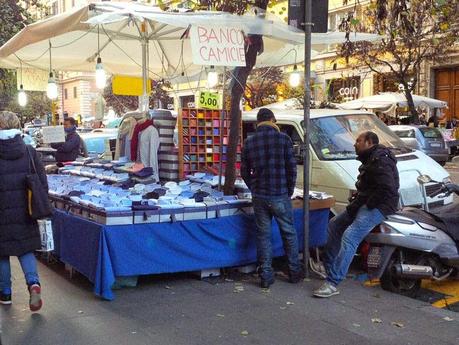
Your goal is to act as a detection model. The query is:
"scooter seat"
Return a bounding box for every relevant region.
[429,203,459,242]
[396,207,448,232]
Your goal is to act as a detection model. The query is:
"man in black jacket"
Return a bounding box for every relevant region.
[51,117,82,162]
[314,131,399,298]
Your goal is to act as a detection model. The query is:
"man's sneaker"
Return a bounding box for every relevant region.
[0,293,12,305]
[309,258,327,279]
[289,270,305,284]
[260,277,275,289]
[28,284,42,312]
[313,282,340,298]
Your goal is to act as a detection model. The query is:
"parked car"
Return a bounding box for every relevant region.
[241,109,453,215]
[79,130,118,158]
[389,125,449,166]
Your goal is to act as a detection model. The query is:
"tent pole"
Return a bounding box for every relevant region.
[302,0,312,277]
[218,67,227,190]
[140,21,149,112]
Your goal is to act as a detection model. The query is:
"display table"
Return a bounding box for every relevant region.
[51,199,333,300]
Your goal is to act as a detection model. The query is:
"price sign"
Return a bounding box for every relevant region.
[197,91,221,110]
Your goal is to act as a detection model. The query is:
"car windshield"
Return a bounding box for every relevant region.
[310,114,411,160]
[393,129,416,138]
[419,127,443,139]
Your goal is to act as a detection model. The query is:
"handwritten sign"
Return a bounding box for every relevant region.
[18,68,48,92]
[197,91,221,110]
[41,126,65,144]
[190,25,246,67]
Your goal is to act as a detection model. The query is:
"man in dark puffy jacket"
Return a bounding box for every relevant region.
[241,108,302,289]
[314,131,399,298]
[51,117,81,162]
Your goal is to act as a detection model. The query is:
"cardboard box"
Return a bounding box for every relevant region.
[183,204,207,221]
[133,209,160,224]
[159,206,184,223]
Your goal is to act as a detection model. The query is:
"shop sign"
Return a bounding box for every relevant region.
[112,75,152,96]
[197,91,221,110]
[190,25,246,67]
[42,126,65,144]
[18,68,48,91]
[338,86,359,97]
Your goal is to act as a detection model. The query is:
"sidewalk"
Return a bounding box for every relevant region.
[1,259,458,345]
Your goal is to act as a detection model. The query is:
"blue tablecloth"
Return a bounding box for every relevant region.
[51,208,329,300]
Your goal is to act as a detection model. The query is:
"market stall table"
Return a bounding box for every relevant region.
[50,198,333,300]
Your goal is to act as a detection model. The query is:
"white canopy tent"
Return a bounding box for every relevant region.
[0,2,380,78]
[337,92,448,111]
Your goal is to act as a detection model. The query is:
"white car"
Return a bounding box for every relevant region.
[242,108,452,215]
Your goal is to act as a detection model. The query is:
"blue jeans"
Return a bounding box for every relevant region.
[0,252,40,294]
[323,205,385,286]
[252,196,301,281]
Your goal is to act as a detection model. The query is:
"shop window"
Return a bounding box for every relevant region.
[64,88,68,100]
[73,87,78,98]
[327,76,361,103]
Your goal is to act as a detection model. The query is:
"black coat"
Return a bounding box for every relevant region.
[346,144,400,218]
[0,135,47,256]
[51,131,81,162]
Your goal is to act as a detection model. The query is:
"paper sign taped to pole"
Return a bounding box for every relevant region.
[190,26,246,67]
[42,126,65,144]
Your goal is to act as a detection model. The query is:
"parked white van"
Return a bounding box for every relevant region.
[242,108,453,215]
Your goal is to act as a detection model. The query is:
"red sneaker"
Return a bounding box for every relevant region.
[28,284,42,312]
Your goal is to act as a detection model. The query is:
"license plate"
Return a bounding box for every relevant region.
[430,143,441,147]
[367,247,382,268]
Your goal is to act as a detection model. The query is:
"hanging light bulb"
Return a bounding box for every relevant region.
[47,72,58,100]
[18,84,27,107]
[95,57,106,89]
[207,65,219,88]
[289,64,301,88]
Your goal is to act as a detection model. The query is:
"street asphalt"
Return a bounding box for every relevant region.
[1,258,459,345]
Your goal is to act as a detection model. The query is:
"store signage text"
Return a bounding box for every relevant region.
[338,87,359,97]
[190,25,246,67]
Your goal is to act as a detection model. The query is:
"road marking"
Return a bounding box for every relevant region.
[421,280,459,309]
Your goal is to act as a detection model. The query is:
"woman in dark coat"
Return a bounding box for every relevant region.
[0,111,45,312]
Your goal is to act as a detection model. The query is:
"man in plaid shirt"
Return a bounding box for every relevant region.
[241,108,302,288]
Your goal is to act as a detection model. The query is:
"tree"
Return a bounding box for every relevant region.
[338,0,459,122]
[103,77,173,115]
[244,67,284,109]
[7,91,52,124]
[0,0,29,110]
[0,1,49,112]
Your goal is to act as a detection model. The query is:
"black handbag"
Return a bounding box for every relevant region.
[25,146,53,220]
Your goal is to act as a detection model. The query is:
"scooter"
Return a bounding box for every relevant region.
[365,175,459,296]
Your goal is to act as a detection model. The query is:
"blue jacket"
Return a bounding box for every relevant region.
[241,124,297,198]
[51,131,81,162]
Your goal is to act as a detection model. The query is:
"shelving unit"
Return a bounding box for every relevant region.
[178,108,242,179]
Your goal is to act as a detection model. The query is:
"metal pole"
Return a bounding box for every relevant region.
[218,67,227,190]
[140,21,149,112]
[302,0,312,277]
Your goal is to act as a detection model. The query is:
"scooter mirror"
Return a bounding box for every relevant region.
[417,175,432,184]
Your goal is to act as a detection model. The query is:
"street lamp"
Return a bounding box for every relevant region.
[46,72,58,100]
[95,57,106,89]
[289,64,301,88]
[207,65,219,88]
[95,26,106,89]
[18,84,27,107]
